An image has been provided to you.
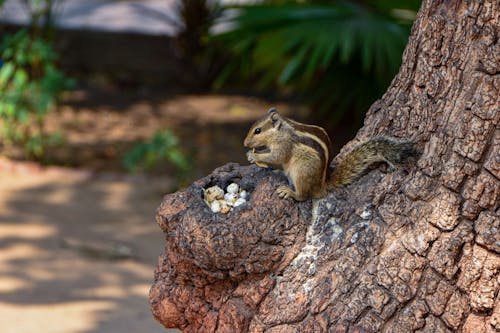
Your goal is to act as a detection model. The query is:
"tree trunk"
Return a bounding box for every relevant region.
[149,0,499,332]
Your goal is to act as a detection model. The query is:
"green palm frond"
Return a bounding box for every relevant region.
[211,0,419,122]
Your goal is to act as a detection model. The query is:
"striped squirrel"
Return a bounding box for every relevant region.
[244,108,416,201]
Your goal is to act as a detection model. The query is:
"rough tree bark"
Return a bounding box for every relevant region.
[150,0,499,332]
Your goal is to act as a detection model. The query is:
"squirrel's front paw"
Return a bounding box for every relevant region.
[246,150,256,164]
[276,186,294,200]
[247,150,269,168]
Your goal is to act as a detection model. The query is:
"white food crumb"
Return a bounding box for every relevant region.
[226,183,239,194]
[205,186,224,202]
[224,192,237,203]
[220,202,231,214]
[204,183,247,214]
[234,198,246,207]
[210,200,221,213]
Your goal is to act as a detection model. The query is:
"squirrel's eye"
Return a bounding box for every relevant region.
[254,128,261,134]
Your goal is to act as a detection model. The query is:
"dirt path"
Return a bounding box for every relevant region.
[0,160,177,332]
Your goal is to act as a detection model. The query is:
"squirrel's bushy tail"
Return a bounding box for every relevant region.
[328,136,417,189]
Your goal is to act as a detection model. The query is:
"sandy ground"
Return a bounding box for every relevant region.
[0,160,178,333]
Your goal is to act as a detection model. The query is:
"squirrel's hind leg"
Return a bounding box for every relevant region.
[276,164,321,201]
[276,185,308,201]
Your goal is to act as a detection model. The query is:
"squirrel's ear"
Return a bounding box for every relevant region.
[268,107,278,115]
[270,110,282,129]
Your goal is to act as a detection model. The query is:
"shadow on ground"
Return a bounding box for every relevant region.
[0,167,178,333]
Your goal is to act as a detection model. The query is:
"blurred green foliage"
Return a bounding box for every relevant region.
[212,0,420,123]
[0,0,72,158]
[0,29,73,158]
[123,130,191,180]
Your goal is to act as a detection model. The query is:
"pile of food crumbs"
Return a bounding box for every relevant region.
[204,183,247,213]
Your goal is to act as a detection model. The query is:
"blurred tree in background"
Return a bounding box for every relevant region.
[211,0,420,125]
[174,0,226,90]
[0,0,73,158]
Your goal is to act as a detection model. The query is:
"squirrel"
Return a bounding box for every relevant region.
[243,108,417,201]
